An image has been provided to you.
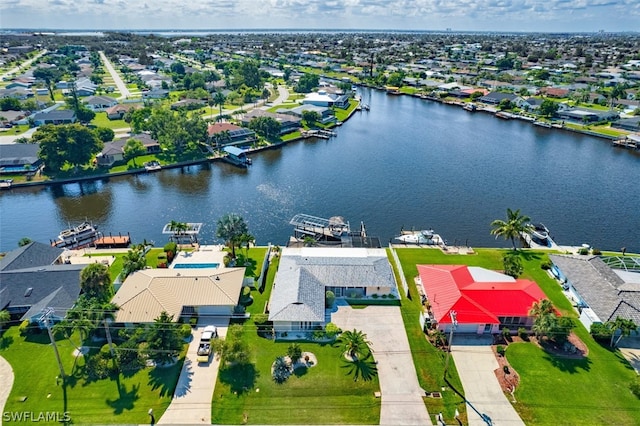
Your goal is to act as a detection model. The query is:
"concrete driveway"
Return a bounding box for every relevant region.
[332,305,431,425]
[157,318,229,425]
[0,355,15,425]
[451,336,525,426]
[619,336,640,374]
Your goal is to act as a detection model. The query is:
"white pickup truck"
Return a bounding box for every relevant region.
[196,325,217,363]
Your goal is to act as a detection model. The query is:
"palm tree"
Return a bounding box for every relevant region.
[490,208,532,250]
[529,299,556,340]
[80,263,113,302]
[607,317,638,348]
[340,329,372,361]
[213,91,226,121]
[216,213,248,259]
[121,245,147,279]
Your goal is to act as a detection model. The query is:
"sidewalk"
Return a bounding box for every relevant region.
[0,355,15,424]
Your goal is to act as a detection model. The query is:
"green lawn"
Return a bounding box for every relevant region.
[282,131,301,141]
[393,247,640,425]
[211,253,381,425]
[333,99,359,122]
[0,326,183,424]
[91,112,129,130]
[109,154,162,173]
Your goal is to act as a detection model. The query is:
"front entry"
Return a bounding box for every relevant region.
[483,324,492,334]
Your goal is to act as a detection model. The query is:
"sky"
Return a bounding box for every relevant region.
[1,0,638,33]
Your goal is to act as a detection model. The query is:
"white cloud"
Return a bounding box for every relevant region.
[0,0,636,31]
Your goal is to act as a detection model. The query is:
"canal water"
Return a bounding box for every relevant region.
[1,88,639,252]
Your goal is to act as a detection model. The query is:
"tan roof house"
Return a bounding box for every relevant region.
[112,267,245,323]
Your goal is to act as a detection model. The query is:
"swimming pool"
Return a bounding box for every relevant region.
[173,263,220,269]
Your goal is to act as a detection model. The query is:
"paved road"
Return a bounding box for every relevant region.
[0,355,15,425]
[451,336,525,426]
[0,49,47,81]
[157,319,229,425]
[99,51,131,100]
[332,305,431,425]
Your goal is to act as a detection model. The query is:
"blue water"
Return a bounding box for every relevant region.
[172,263,220,269]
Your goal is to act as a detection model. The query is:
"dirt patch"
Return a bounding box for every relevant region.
[492,347,520,396]
[534,332,589,358]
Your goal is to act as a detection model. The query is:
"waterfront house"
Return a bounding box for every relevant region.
[418,265,548,334]
[83,95,118,112]
[32,110,76,126]
[111,267,245,324]
[0,242,84,327]
[0,143,42,174]
[478,92,521,105]
[96,133,160,166]
[241,109,301,135]
[302,90,350,109]
[268,248,397,334]
[278,104,336,125]
[550,255,640,331]
[207,122,256,147]
[519,97,544,111]
[611,116,640,132]
[556,108,618,123]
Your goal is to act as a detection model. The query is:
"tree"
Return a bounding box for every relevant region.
[0,310,10,331]
[0,97,22,111]
[529,299,556,340]
[340,329,372,361]
[17,237,32,247]
[213,91,226,121]
[123,137,146,165]
[80,263,113,302]
[145,311,183,365]
[302,110,320,127]
[170,62,185,75]
[121,245,147,279]
[248,116,281,140]
[287,343,302,364]
[33,67,61,101]
[490,208,532,250]
[498,98,513,110]
[502,252,523,278]
[607,317,638,348]
[272,356,291,383]
[34,123,104,173]
[216,213,248,259]
[325,290,335,308]
[539,99,559,118]
[75,106,96,123]
[294,73,319,93]
[93,127,114,143]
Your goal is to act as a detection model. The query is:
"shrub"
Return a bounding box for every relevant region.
[631,377,640,399]
[325,322,342,339]
[518,327,528,340]
[387,293,396,299]
[381,294,388,299]
[590,322,613,343]
[233,304,246,314]
[287,343,302,363]
[19,320,30,336]
[189,317,197,328]
[372,294,379,299]
[325,290,335,308]
[272,356,290,383]
[578,248,589,255]
[163,241,177,254]
[116,340,144,372]
[179,323,192,340]
[502,327,511,341]
[86,355,112,380]
[100,343,114,358]
[497,345,506,356]
[592,248,602,255]
[540,260,553,270]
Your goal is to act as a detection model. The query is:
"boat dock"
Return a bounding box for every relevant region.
[289,213,381,247]
[301,129,337,139]
[612,136,639,150]
[94,233,131,248]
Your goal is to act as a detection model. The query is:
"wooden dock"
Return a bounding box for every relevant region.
[94,234,131,248]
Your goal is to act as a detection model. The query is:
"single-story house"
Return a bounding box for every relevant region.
[5,81,31,90]
[0,110,29,128]
[142,89,169,99]
[519,97,544,110]
[611,116,640,132]
[302,90,350,109]
[549,255,640,331]
[0,88,33,100]
[105,103,139,120]
[0,242,84,327]
[268,247,398,334]
[278,104,336,124]
[96,133,160,166]
[83,95,118,112]
[418,264,548,334]
[241,109,301,135]
[0,143,42,173]
[111,267,245,323]
[32,110,77,126]
[207,122,256,147]
[540,87,571,98]
[478,92,521,105]
[556,108,618,123]
[170,98,205,110]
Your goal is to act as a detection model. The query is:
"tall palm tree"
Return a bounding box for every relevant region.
[80,263,113,302]
[529,299,556,339]
[607,317,638,348]
[490,208,532,250]
[121,245,147,279]
[213,91,226,121]
[216,213,248,259]
[340,329,372,361]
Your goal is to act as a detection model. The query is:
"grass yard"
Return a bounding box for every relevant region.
[0,326,182,424]
[91,112,128,130]
[282,130,301,141]
[393,247,640,425]
[333,99,359,122]
[211,253,381,425]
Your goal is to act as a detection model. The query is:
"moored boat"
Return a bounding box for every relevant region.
[530,223,550,246]
[53,221,100,248]
[395,229,443,245]
[144,160,162,171]
[0,179,13,189]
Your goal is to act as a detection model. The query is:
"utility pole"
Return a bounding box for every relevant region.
[43,307,66,380]
[443,310,457,379]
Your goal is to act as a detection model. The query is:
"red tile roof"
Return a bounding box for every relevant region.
[207,122,243,137]
[417,265,547,325]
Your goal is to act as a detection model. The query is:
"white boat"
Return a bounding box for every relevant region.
[530,223,550,246]
[0,179,13,189]
[144,160,162,171]
[533,121,552,128]
[395,229,441,245]
[54,221,100,248]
